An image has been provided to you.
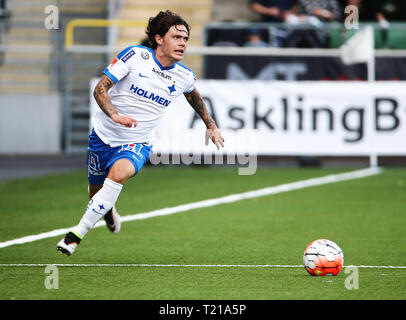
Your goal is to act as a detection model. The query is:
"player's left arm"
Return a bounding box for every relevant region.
[184,88,224,150]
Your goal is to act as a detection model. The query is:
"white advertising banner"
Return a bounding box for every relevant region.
[90,80,406,156]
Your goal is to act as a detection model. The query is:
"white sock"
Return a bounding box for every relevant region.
[71,178,123,239]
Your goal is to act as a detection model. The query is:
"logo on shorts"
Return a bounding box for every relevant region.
[119,144,145,161]
[88,152,103,176]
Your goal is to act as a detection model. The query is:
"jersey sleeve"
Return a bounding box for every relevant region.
[103,46,136,83]
[184,69,197,94]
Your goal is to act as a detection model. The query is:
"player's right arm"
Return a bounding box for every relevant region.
[93,74,137,128]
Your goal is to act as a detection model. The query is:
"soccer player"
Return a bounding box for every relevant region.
[57,10,224,256]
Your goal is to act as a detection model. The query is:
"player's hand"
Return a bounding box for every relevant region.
[205,127,225,150]
[111,114,137,128]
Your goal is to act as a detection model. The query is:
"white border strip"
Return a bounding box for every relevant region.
[0,263,405,269]
[0,167,382,249]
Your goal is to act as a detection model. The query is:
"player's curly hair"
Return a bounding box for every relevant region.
[145,10,191,49]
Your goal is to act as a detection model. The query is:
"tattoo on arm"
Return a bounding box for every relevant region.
[184,89,216,129]
[93,75,118,118]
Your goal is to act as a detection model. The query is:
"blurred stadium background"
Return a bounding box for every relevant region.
[0,0,405,174]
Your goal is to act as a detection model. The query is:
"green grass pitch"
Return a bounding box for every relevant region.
[0,166,405,300]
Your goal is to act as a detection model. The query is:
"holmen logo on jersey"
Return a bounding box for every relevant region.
[130,84,171,107]
[152,67,172,81]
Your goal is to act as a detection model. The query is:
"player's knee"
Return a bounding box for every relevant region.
[108,159,136,184]
[107,168,132,184]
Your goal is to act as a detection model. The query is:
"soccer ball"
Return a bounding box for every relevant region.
[303,239,344,276]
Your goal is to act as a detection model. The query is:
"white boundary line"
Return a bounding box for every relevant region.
[0,263,405,269]
[0,167,382,249]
